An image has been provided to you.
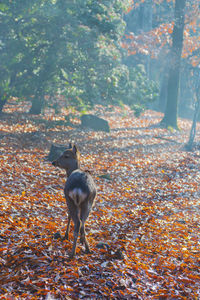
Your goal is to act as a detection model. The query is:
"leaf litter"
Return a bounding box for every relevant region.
[0,100,200,299]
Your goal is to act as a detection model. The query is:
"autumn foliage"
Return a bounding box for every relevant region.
[123,0,200,66]
[0,101,200,298]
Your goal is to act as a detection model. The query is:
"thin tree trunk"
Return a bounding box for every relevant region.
[186,97,200,150]
[0,73,17,113]
[158,57,170,112]
[185,73,200,150]
[0,96,7,113]
[161,0,186,129]
[29,96,44,115]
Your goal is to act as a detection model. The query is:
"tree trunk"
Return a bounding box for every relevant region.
[161,0,186,129]
[158,59,169,112]
[185,72,200,150]
[29,96,44,115]
[145,0,153,78]
[0,96,7,113]
[158,75,167,112]
[186,95,200,150]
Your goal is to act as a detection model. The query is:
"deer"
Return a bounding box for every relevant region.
[52,143,97,258]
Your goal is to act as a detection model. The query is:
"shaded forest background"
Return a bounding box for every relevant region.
[1,0,200,125]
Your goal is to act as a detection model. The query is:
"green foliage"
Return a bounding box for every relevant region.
[117,64,159,116]
[0,0,55,107]
[0,0,158,115]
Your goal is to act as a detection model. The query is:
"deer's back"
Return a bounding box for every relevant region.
[64,170,96,202]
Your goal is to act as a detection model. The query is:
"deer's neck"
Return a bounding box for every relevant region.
[66,159,80,177]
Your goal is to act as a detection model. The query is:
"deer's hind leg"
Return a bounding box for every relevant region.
[71,214,81,258]
[66,198,81,258]
[80,202,91,253]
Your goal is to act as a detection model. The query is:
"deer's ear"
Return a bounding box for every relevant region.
[72,144,78,154]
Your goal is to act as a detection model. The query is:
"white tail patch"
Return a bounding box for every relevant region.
[69,188,87,206]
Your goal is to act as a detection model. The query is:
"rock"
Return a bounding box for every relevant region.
[96,242,110,250]
[81,114,110,132]
[98,173,112,181]
[47,143,72,161]
[113,248,125,260]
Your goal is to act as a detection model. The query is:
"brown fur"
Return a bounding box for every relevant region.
[52,144,97,258]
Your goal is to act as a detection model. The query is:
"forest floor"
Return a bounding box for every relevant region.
[0,100,200,299]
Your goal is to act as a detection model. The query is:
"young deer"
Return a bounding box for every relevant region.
[52,144,96,258]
